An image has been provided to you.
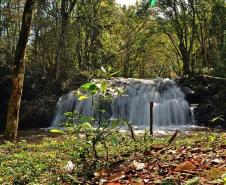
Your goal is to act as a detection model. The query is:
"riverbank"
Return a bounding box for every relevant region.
[0,130,225,184]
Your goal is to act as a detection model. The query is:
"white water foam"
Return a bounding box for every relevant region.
[52,78,195,130]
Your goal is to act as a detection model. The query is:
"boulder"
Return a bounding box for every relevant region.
[177,75,226,129]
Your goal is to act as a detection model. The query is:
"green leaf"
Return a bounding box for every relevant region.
[184,177,200,185]
[210,179,224,184]
[150,0,156,7]
[78,95,89,101]
[80,122,93,129]
[111,119,118,128]
[211,115,224,123]
[161,179,174,185]
[109,71,119,77]
[208,134,217,142]
[49,129,66,134]
[80,116,95,123]
[81,83,99,94]
[224,177,226,183]
[111,136,118,146]
[89,84,98,91]
[81,83,93,90]
[78,122,93,132]
[101,80,107,93]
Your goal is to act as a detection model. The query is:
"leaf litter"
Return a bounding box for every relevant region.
[92,132,226,185]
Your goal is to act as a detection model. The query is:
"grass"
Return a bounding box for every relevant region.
[0,130,225,184]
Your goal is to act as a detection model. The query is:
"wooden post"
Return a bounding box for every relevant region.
[150,102,153,136]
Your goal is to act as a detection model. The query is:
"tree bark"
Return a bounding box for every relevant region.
[5,0,36,141]
[55,0,76,80]
[55,14,69,80]
[159,0,197,76]
[181,51,191,75]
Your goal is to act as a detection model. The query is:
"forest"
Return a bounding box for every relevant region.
[0,0,226,184]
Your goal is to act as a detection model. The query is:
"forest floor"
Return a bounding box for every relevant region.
[0,130,225,185]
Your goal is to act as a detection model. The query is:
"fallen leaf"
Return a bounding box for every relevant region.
[94,169,108,177]
[205,167,226,180]
[211,158,223,165]
[174,161,196,172]
[108,173,126,182]
[131,160,145,170]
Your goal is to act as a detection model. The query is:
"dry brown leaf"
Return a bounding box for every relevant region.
[174,161,196,172]
[189,159,201,166]
[94,169,108,177]
[149,144,164,151]
[204,166,226,180]
[107,173,126,182]
[131,160,145,170]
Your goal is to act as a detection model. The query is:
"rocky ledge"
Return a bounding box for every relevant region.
[177,75,226,129]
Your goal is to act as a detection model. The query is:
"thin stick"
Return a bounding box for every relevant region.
[150,102,153,136]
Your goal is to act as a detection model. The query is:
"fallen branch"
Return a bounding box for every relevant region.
[167,130,178,146]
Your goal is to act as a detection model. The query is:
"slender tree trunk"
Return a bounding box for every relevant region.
[182,53,191,75]
[55,14,69,80]
[75,24,83,69]
[183,59,191,75]
[180,42,191,75]
[5,0,36,141]
[55,0,76,80]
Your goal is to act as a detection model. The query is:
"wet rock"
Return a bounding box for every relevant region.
[177,75,226,129]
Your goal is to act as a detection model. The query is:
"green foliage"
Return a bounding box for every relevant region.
[0,132,224,184]
[77,67,123,102]
[184,177,200,185]
[1,0,225,81]
[54,73,125,177]
[211,115,224,124]
[50,129,66,134]
[161,179,175,185]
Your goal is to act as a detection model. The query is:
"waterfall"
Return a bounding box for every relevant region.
[52,78,194,130]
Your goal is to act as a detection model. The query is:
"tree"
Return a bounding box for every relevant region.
[5,0,36,141]
[55,0,77,80]
[209,0,226,71]
[73,0,117,70]
[158,0,197,75]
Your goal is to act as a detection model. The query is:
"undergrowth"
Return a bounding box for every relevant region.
[0,132,225,184]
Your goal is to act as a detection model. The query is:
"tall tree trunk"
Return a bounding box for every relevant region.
[181,51,191,75]
[55,0,76,80]
[5,0,36,141]
[55,13,69,80]
[179,41,191,75]
[183,58,191,75]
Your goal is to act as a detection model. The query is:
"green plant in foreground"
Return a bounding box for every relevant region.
[50,67,124,176]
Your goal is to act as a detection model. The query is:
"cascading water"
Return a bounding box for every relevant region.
[52,78,194,130]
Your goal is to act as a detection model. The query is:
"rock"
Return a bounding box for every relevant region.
[177,75,226,129]
[19,95,58,128]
